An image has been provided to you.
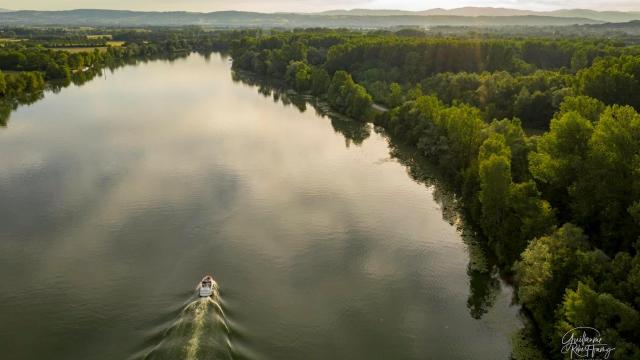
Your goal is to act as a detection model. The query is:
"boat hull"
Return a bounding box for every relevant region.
[198,275,216,297]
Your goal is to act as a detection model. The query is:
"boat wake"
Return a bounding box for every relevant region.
[142,285,232,360]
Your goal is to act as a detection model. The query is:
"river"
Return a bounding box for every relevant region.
[0,53,522,359]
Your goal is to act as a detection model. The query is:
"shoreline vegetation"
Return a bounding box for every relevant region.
[2,27,640,358]
[224,30,640,359]
[0,27,226,126]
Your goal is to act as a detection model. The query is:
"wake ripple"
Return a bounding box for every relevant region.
[143,284,232,360]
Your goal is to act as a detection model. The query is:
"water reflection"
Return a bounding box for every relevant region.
[389,142,509,319]
[0,52,199,129]
[232,71,511,322]
[0,53,520,360]
[232,71,371,148]
[0,93,44,127]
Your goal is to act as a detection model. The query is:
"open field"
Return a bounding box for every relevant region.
[57,42,123,53]
[87,34,112,40]
[57,46,109,53]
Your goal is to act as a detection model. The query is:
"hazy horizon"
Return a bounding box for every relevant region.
[1,1,639,13]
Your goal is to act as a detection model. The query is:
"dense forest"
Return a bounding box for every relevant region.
[1,27,640,359]
[222,30,640,359]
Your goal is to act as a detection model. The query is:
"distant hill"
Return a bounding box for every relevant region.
[320,7,640,23]
[582,19,640,34]
[319,7,536,17]
[0,9,605,27]
[547,9,640,23]
[319,9,415,16]
[418,7,535,17]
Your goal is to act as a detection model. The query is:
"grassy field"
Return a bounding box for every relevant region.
[57,41,124,53]
[87,34,113,40]
[0,38,23,43]
[86,35,125,47]
[57,47,109,53]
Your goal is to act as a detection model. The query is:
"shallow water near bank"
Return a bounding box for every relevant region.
[0,53,521,359]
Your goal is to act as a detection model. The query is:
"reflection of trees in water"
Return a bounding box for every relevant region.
[2,63,507,320]
[0,102,11,127]
[467,269,500,319]
[0,52,195,130]
[0,72,96,128]
[387,139,504,319]
[329,115,370,147]
[233,70,371,147]
[234,71,506,319]
[0,92,45,127]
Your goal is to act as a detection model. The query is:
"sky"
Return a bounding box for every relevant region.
[1,0,639,13]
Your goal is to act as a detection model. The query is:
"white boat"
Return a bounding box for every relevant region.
[199,275,215,297]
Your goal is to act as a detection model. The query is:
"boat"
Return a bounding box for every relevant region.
[199,275,215,297]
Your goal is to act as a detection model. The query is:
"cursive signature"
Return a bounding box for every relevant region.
[561,327,615,359]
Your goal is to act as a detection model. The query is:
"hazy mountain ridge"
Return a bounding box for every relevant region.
[319,7,536,16]
[548,9,640,22]
[0,9,606,27]
[320,7,640,22]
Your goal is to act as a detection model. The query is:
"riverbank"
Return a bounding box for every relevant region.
[223,30,640,359]
[0,53,521,359]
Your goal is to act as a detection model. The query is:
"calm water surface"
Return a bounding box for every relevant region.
[0,54,521,359]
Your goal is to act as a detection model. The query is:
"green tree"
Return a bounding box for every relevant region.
[0,70,5,95]
[310,67,330,96]
[556,282,640,359]
[557,96,606,123]
[388,82,403,107]
[529,111,594,216]
[515,224,589,342]
[328,70,350,108]
[514,87,554,129]
[68,53,85,70]
[488,118,529,182]
[572,105,640,253]
[45,62,71,81]
[506,181,555,256]
[345,83,372,119]
[478,134,512,241]
[328,70,372,119]
[285,61,311,92]
[577,55,640,110]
